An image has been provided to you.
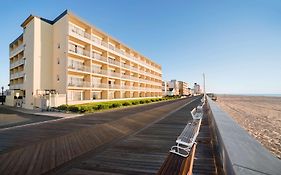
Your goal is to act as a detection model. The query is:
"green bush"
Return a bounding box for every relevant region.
[122,101,131,106]
[150,99,155,102]
[97,103,110,110]
[79,105,92,113]
[68,105,80,112]
[145,99,151,103]
[111,102,122,108]
[139,100,145,104]
[57,104,68,111]
[131,100,140,105]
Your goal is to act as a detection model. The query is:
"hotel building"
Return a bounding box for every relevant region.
[9,10,162,109]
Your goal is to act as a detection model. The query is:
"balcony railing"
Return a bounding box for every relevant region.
[10,83,23,90]
[10,59,25,69]
[121,74,131,79]
[108,84,120,89]
[69,43,90,57]
[68,64,90,72]
[10,71,25,79]
[108,71,120,78]
[68,81,91,88]
[92,53,107,62]
[92,68,108,75]
[69,23,161,72]
[10,44,24,57]
[92,83,108,89]
[108,59,120,66]
[69,24,91,40]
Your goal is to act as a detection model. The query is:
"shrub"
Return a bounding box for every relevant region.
[122,101,131,106]
[79,105,92,113]
[97,104,110,110]
[139,100,145,104]
[57,104,68,111]
[150,99,155,102]
[68,105,80,112]
[145,99,151,103]
[131,100,140,105]
[111,102,122,108]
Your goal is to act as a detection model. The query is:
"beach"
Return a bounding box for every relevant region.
[216,95,281,159]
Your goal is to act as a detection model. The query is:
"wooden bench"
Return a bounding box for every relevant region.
[170,119,202,157]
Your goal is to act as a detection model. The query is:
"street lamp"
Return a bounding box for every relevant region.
[1,86,4,105]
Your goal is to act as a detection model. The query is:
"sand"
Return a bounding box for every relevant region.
[216,95,281,159]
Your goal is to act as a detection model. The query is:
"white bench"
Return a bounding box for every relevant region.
[170,119,202,157]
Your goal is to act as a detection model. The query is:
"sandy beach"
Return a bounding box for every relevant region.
[216,95,281,159]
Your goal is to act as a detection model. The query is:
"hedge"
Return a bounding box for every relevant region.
[56,96,181,113]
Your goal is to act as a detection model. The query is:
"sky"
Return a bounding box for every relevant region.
[0,0,281,94]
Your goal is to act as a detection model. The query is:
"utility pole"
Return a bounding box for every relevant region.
[1,86,4,105]
[203,73,206,101]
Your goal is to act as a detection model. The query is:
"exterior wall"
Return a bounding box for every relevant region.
[22,18,35,109]
[53,15,69,95]
[178,81,189,96]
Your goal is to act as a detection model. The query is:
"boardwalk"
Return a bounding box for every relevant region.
[0,97,202,175]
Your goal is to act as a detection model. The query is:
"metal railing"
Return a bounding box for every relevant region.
[68,63,90,72]
[68,43,90,57]
[92,52,108,62]
[69,23,161,72]
[10,71,25,79]
[10,59,25,69]
[68,81,91,87]
[10,44,24,57]
[10,83,23,89]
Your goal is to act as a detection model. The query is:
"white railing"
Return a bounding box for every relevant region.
[68,43,90,57]
[68,81,91,88]
[108,84,120,89]
[10,83,23,89]
[120,85,132,89]
[69,24,91,40]
[108,59,120,66]
[68,63,90,73]
[10,71,25,79]
[10,44,24,57]
[121,74,131,79]
[92,52,108,62]
[10,59,25,69]
[92,83,108,89]
[92,68,108,75]
[108,71,120,78]
[69,23,161,72]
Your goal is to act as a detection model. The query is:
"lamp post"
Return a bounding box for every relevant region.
[1,86,4,105]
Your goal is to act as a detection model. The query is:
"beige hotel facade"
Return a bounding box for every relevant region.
[9,10,162,109]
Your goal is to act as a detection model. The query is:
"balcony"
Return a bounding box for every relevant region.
[69,43,90,57]
[92,53,107,62]
[108,59,120,66]
[121,74,131,79]
[69,24,161,73]
[92,68,108,76]
[10,44,24,57]
[10,71,25,80]
[120,85,131,90]
[69,24,91,40]
[68,81,91,88]
[10,83,23,90]
[108,84,120,89]
[108,71,120,78]
[10,59,25,69]
[92,83,108,89]
[68,63,90,73]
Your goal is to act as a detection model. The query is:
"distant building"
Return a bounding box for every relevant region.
[178,81,189,96]
[168,80,180,96]
[162,81,169,96]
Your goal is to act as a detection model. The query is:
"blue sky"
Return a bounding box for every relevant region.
[0,0,281,94]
